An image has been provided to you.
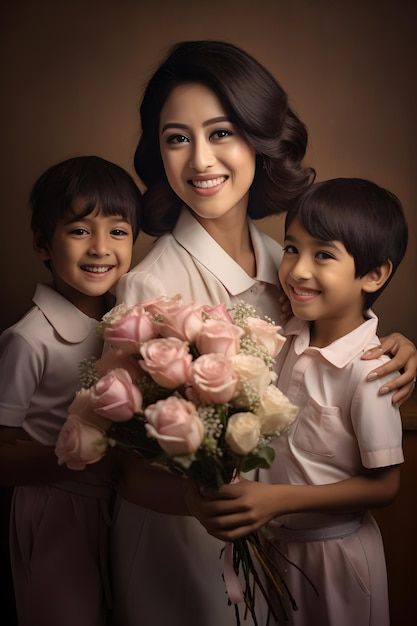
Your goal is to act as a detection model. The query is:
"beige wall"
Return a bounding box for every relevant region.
[1,0,416,344]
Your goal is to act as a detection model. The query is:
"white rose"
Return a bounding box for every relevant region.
[256,385,298,435]
[230,354,272,402]
[225,412,261,455]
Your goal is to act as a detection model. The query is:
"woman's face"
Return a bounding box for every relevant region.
[158,82,256,224]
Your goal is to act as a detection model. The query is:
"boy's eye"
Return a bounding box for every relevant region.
[316,251,334,260]
[283,244,297,254]
[69,227,89,236]
[111,228,130,237]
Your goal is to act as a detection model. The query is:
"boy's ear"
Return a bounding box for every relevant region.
[33,230,50,261]
[362,260,393,294]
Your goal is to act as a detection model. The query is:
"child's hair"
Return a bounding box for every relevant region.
[286,177,408,309]
[30,155,142,252]
[134,40,315,236]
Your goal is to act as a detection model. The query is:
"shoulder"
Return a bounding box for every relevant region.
[116,234,196,305]
[249,221,283,266]
[1,306,48,351]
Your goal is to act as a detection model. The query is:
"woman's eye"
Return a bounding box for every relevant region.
[211,129,232,140]
[167,134,189,144]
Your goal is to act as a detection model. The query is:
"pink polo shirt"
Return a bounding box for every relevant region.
[260,310,403,494]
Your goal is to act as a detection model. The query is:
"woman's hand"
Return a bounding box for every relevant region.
[362,333,417,405]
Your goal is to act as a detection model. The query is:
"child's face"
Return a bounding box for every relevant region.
[39,199,133,306]
[279,217,368,338]
[159,82,256,224]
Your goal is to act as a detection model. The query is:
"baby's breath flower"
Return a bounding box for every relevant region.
[198,404,225,456]
[239,336,275,367]
[231,301,259,326]
[78,358,100,388]
[233,380,260,412]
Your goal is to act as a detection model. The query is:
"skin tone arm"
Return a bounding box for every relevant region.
[0,426,75,485]
[116,451,189,516]
[184,466,400,542]
[0,426,116,486]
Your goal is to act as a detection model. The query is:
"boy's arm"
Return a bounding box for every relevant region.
[116,451,189,515]
[185,465,400,542]
[0,426,75,485]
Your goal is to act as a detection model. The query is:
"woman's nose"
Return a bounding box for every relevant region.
[189,138,216,171]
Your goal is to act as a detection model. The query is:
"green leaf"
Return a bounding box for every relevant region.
[240,446,275,473]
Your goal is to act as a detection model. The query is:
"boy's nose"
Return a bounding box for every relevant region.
[88,234,109,257]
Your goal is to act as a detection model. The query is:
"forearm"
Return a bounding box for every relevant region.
[116,452,189,515]
[192,466,400,540]
[0,435,74,485]
[273,466,400,518]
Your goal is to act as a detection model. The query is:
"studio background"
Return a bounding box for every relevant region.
[0,0,416,344]
[0,2,416,625]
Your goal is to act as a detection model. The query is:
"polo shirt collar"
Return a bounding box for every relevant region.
[283,310,380,368]
[173,208,279,295]
[32,283,96,343]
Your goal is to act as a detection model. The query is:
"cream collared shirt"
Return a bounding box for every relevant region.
[0,284,103,445]
[117,207,284,323]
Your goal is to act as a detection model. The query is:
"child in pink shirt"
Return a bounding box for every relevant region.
[188,177,408,626]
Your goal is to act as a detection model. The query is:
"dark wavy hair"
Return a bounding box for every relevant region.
[285,178,408,309]
[134,40,315,236]
[31,155,142,245]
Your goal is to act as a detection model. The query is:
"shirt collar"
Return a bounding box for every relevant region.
[283,310,380,368]
[32,283,97,343]
[173,208,279,295]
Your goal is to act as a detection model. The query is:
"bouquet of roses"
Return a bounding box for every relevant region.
[55,295,299,623]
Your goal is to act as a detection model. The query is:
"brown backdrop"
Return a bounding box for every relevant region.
[0,0,416,344]
[0,3,416,625]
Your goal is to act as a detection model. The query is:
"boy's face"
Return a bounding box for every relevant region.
[279,217,370,342]
[38,198,133,307]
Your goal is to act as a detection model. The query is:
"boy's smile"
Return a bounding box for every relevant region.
[279,217,370,346]
[38,200,133,313]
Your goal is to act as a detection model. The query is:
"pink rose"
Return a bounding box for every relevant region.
[196,319,244,357]
[140,338,192,388]
[95,348,142,382]
[68,388,110,430]
[102,305,157,354]
[187,354,239,404]
[90,368,142,421]
[55,414,107,470]
[242,317,286,358]
[196,303,234,324]
[145,297,202,343]
[144,396,204,455]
